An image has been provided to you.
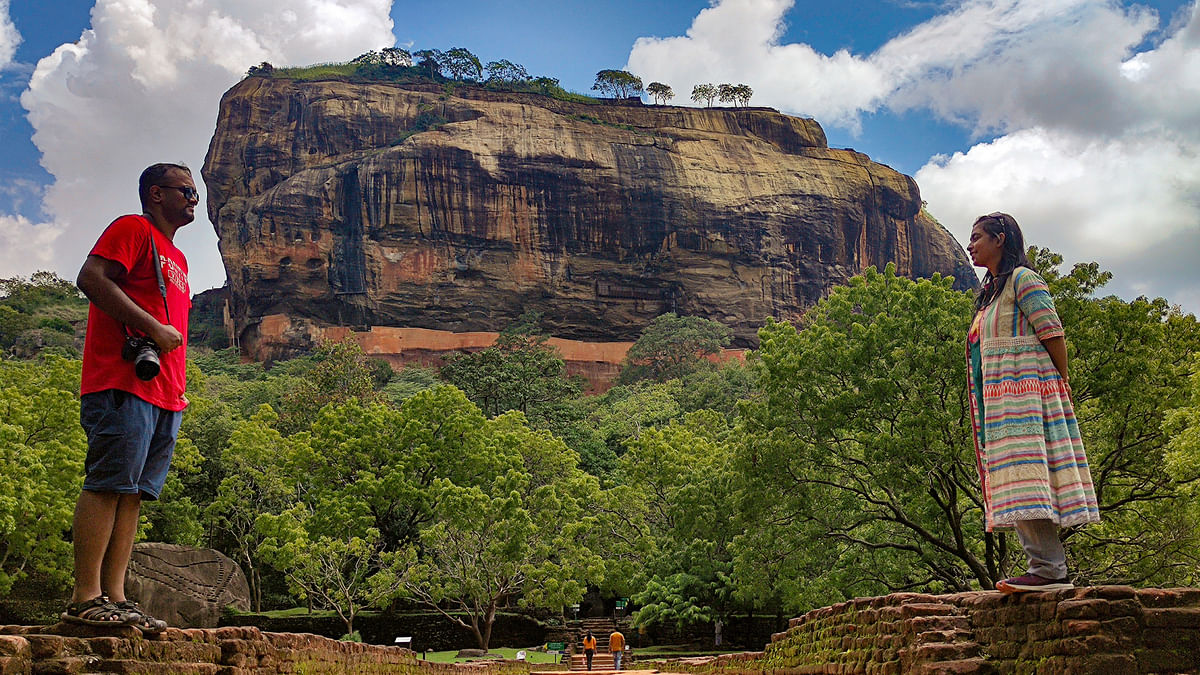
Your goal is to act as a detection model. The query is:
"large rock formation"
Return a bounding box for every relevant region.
[203,78,975,360]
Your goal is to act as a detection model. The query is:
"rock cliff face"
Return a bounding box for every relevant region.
[203,78,975,359]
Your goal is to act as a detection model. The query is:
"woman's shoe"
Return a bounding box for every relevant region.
[996,574,1073,593]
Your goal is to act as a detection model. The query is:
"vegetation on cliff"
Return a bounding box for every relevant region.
[245,46,752,109]
[2,252,1198,644]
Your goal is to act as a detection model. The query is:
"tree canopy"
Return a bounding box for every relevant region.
[592,69,644,99]
[646,82,674,105]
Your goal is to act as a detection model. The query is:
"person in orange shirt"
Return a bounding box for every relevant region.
[582,632,597,670]
[610,630,626,670]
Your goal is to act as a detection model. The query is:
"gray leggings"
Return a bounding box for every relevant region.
[1014,519,1067,579]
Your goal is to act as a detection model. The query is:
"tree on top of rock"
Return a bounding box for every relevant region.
[691,83,717,107]
[716,83,753,107]
[442,47,483,81]
[647,82,674,105]
[413,49,444,78]
[484,59,530,84]
[592,69,644,99]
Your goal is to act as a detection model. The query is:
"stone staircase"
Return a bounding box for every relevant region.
[568,618,619,671]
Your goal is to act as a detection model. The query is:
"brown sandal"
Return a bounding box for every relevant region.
[61,595,131,626]
[114,600,167,634]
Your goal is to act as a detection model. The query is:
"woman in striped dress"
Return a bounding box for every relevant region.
[965,212,1100,593]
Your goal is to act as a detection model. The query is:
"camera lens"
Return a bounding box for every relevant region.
[134,348,161,380]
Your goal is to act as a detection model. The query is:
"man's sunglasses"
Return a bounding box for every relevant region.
[158,185,199,201]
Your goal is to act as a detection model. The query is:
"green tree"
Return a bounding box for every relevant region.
[205,405,302,610]
[625,413,740,633]
[381,47,412,67]
[484,59,529,84]
[303,388,503,550]
[441,47,483,81]
[690,83,717,107]
[740,265,992,600]
[733,84,753,106]
[0,354,85,593]
[402,412,604,649]
[646,82,674,105]
[592,69,644,99]
[717,83,736,106]
[413,49,444,78]
[440,314,583,420]
[276,340,382,434]
[1164,358,1200,584]
[257,506,407,637]
[622,313,732,382]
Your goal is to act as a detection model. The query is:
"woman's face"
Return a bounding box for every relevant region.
[967,223,1004,271]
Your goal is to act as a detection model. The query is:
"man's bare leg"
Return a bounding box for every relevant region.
[71,490,120,603]
[100,493,142,603]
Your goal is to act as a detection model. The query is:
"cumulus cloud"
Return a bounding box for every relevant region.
[627,0,890,129]
[627,0,1200,312]
[915,127,1200,310]
[0,0,20,69]
[8,0,395,293]
[0,214,62,274]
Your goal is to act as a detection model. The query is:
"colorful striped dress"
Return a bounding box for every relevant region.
[965,266,1101,532]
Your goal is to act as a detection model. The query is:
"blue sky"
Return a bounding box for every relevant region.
[1,0,1197,314]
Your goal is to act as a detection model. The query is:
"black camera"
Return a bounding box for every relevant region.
[122,335,162,380]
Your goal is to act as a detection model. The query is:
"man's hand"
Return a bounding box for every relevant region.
[150,323,184,353]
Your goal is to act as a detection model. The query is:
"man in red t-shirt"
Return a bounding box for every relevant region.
[63,163,195,633]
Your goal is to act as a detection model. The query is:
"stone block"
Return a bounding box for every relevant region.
[911,642,981,662]
[1142,628,1199,650]
[125,543,251,630]
[918,658,996,674]
[1142,607,1200,628]
[1133,648,1199,673]
[901,604,956,620]
[30,656,97,674]
[1054,635,1117,656]
[0,657,28,675]
[1095,586,1136,600]
[0,638,29,659]
[1062,620,1100,636]
[1055,599,1109,620]
[1135,588,1182,608]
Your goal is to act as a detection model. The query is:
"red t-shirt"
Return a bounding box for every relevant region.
[81,214,191,411]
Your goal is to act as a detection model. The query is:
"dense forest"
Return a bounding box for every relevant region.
[2,251,1198,645]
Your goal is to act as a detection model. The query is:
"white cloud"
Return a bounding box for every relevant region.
[627,0,1200,312]
[0,0,20,69]
[915,127,1200,308]
[7,0,395,293]
[627,0,890,129]
[0,214,62,273]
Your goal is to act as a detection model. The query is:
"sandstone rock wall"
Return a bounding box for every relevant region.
[203,78,975,361]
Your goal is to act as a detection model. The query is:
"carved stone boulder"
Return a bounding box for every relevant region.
[125,543,251,629]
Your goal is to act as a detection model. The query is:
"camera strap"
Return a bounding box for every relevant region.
[123,222,172,339]
[148,232,171,324]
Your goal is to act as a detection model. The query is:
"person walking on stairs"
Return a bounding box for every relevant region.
[610,629,626,670]
[583,631,597,670]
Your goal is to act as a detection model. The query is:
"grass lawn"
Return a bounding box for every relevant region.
[420,648,564,664]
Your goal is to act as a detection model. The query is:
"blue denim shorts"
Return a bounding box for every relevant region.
[80,389,181,500]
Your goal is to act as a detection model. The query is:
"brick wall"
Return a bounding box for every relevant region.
[632,586,1200,675]
[0,623,535,674]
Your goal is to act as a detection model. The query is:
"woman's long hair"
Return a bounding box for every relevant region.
[973,212,1031,312]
